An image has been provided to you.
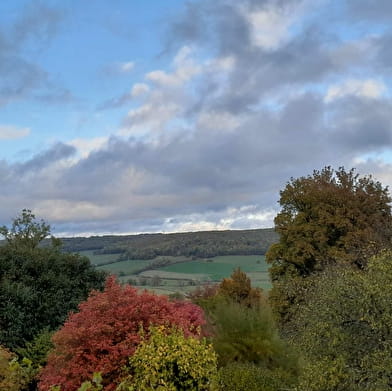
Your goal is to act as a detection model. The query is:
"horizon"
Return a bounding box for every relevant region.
[1,0,392,236]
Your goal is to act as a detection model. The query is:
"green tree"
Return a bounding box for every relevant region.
[0,209,51,250]
[266,166,392,322]
[0,210,106,349]
[289,251,392,390]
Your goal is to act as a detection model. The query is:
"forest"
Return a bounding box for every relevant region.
[58,228,278,260]
[1,166,392,390]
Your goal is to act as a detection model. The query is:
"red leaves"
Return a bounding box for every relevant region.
[39,276,205,391]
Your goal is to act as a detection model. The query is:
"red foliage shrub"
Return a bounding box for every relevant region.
[38,277,205,391]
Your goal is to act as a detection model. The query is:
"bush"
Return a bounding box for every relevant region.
[0,345,36,391]
[209,300,298,370]
[39,277,206,391]
[118,325,217,391]
[289,251,392,390]
[217,362,297,391]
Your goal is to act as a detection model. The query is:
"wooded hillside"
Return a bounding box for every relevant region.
[59,228,278,259]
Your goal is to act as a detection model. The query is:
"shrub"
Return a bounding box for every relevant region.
[39,277,205,391]
[0,345,36,391]
[118,325,217,391]
[209,300,298,370]
[290,251,392,390]
[217,362,297,391]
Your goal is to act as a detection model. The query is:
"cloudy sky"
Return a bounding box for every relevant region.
[1,0,392,236]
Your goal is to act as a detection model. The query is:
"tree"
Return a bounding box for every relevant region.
[0,209,51,250]
[289,251,392,390]
[218,268,262,308]
[266,167,392,322]
[0,210,106,349]
[38,277,206,391]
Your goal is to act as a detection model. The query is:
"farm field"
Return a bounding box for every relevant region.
[79,250,120,266]
[91,254,271,294]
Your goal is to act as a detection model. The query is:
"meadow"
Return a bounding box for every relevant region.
[87,253,271,295]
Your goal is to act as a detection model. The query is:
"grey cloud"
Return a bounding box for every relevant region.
[97,92,134,110]
[11,1,63,48]
[327,97,392,151]
[0,2,66,106]
[15,142,76,174]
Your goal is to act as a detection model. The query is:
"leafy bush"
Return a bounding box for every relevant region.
[290,251,392,390]
[118,325,217,391]
[209,300,298,370]
[0,345,36,391]
[39,277,206,391]
[217,362,297,391]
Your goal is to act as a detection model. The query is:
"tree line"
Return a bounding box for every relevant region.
[59,228,278,260]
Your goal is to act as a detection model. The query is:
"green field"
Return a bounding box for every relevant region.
[90,254,271,293]
[97,259,152,274]
[79,250,120,266]
[160,255,267,280]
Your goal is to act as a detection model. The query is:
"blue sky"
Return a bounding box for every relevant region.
[1,0,392,236]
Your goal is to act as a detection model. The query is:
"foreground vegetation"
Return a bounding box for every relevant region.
[2,166,392,390]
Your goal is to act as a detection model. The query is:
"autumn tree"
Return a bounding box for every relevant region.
[38,277,206,391]
[266,167,392,322]
[218,267,262,308]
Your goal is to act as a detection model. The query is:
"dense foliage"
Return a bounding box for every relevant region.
[119,325,217,391]
[266,166,392,323]
[193,269,299,390]
[59,228,278,260]
[0,345,36,391]
[39,277,206,391]
[289,251,392,390]
[0,210,106,349]
[217,362,297,391]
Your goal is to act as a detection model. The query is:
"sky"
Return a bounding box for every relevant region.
[1,0,392,236]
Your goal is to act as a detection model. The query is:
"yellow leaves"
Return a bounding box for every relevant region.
[119,326,218,391]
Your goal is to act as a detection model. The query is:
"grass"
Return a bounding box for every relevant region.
[160,255,267,281]
[97,259,152,274]
[79,250,120,266]
[88,254,271,293]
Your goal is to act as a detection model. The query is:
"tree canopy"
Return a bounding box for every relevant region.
[0,209,51,250]
[289,251,392,390]
[0,210,106,349]
[267,166,392,278]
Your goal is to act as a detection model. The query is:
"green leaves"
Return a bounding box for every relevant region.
[289,252,392,390]
[122,326,217,391]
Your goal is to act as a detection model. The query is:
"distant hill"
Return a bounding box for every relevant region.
[59,228,278,260]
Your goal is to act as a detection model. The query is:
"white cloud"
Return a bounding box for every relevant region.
[325,79,387,102]
[243,1,311,50]
[68,137,109,158]
[161,206,277,233]
[0,125,30,140]
[146,46,201,87]
[131,83,150,97]
[35,200,116,222]
[118,61,135,73]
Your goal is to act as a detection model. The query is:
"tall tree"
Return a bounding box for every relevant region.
[0,210,106,349]
[267,166,392,276]
[266,167,392,322]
